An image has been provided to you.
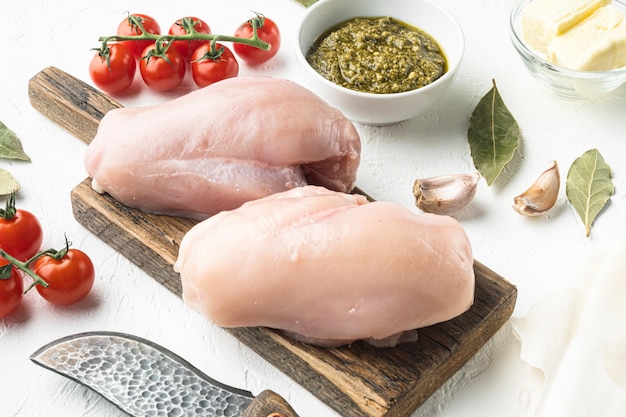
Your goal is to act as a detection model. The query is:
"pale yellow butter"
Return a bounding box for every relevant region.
[547,5,626,70]
[521,0,610,53]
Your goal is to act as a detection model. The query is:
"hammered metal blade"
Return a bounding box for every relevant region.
[30,331,253,417]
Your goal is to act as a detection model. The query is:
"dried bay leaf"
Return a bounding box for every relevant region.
[467,79,521,185]
[0,120,30,161]
[294,0,318,6]
[0,168,20,195]
[566,149,614,237]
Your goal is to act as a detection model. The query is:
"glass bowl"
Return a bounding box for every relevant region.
[509,0,626,100]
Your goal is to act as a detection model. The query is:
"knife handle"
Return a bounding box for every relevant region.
[242,390,300,417]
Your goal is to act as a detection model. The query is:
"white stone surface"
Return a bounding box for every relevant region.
[1,1,625,416]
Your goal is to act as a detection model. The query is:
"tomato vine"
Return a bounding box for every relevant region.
[96,15,271,63]
[91,13,278,93]
[1,246,53,291]
[0,237,91,294]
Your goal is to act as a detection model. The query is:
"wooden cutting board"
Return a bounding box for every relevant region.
[28,66,517,417]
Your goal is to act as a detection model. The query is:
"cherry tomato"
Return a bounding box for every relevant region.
[0,194,43,262]
[116,13,161,59]
[233,15,281,65]
[0,259,23,318]
[33,249,95,306]
[140,43,186,91]
[89,43,137,94]
[191,43,239,88]
[168,16,212,62]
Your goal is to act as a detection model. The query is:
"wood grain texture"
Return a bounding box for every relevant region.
[31,66,518,417]
[28,66,122,143]
[243,390,301,417]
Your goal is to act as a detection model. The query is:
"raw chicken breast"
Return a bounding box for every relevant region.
[84,77,361,220]
[175,186,475,347]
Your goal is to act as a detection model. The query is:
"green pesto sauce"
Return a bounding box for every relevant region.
[306,16,447,94]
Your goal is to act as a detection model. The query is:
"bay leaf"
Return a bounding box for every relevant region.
[467,79,521,186]
[0,168,21,195]
[566,148,614,237]
[0,120,30,161]
[294,0,318,6]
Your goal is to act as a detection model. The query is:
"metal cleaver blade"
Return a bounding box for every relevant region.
[30,331,299,417]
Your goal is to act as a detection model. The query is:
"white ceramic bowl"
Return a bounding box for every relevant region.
[295,0,464,126]
[509,0,626,100]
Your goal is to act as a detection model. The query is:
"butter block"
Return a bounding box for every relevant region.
[547,5,626,70]
[521,0,610,53]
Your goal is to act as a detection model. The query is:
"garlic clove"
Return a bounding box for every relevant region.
[513,160,560,216]
[413,172,480,216]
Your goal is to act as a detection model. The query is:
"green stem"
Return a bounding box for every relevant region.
[0,192,17,220]
[98,31,271,52]
[0,249,51,293]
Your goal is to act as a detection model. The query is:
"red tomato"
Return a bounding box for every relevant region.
[191,43,239,88]
[116,13,161,59]
[0,195,43,262]
[33,249,95,306]
[168,16,212,62]
[140,43,186,92]
[233,15,281,65]
[89,43,137,94]
[0,259,23,318]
